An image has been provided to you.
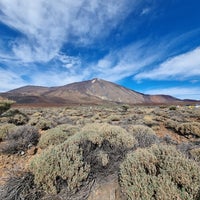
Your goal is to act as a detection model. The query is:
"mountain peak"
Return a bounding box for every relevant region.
[0,78,183,105]
[91,78,103,83]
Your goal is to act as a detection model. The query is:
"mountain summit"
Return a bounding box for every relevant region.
[0,78,181,105]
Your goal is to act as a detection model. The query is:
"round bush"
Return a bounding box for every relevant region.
[29,116,54,130]
[30,123,136,194]
[176,122,200,138]
[0,123,16,141]
[38,124,79,149]
[119,145,200,200]
[80,123,136,148]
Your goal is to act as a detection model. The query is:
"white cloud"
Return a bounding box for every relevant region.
[135,47,200,80]
[29,68,90,87]
[54,54,82,69]
[0,63,90,92]
[0,68,26,92]
[0,0,138,63]
[140,7,151,15]
[91,41,162,81]
[144,87,200,100]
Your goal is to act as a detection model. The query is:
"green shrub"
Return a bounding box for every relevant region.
[120,105,129,113]
[119,145,200,200]
[30,123,136,194]
[169,106,177,110]
[0,125,39,154]
[176,122,200,138]
[128,125,159,148]
[38,125,79,149]
[0,100,14,115]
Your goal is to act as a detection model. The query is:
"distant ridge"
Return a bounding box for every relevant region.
[0,78,189,106]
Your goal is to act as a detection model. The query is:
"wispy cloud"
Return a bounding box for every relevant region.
[54,54,82,70]
[30,70,90,87]
[135,47,200,80]
[91,41,162,81]
[140,7,151,15]
[145,87,200,100]
[0,0,138,63]
[0,62,90,92]
[0,68,26,91]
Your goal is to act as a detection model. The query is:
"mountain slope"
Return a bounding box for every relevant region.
[0,78,181,105]
[48,78,146,104]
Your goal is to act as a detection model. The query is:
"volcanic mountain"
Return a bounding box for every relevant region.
[0,78,181,105]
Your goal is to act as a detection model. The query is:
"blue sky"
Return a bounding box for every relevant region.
[0,0,200,100]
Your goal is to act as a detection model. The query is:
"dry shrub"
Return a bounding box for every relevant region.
[176,142,194,158]
[128,125,159,148]
[9,114,29,125]
[189,147,200,162]
[36,118,53,130]
[3,109,29,125]
[30,142,89,194]
[0,123,16,141]
[119,144,200,200]
[0,125,39,154]
[143,115,158,127]
[79,123,136,148]
[9,113,29,125]
[30,123,136,195]
[0,171,43,200]
[38,124,79,149]
[107,115,121,122]
[164,119,178,130]
[175,122,200,138]
[120,104,129,113]
[29,116,54,130]
[161,134,177,145]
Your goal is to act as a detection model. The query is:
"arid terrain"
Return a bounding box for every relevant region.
[0,101,200,200]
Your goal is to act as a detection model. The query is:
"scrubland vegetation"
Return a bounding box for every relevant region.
[0,103,200,199]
